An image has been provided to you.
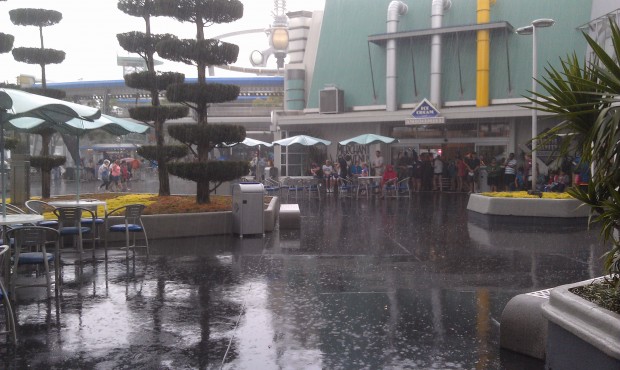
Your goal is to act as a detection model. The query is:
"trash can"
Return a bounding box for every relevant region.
[478,165,490,192]
[232,183,265,237]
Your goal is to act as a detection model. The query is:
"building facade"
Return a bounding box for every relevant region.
[273,0,619,175]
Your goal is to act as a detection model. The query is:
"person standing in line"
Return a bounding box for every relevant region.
[456,156,468,192]
[433,154,444,191]
[322,159,335,193]
[486,158,502,192]
[411,155,423,192]
[503,152,517,191]
[338,155,348,179]
[372,150,384,176]
[465,152,481,193]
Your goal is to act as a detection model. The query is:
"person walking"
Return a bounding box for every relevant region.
[98,159,111,191]
[109,159,121,192]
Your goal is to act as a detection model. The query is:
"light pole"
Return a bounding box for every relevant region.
[516,18,555,191]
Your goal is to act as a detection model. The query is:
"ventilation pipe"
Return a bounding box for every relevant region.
[386,1,408,112]
[430,0,451,108]
[476,0,495,107]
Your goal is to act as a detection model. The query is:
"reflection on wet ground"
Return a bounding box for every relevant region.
[1,193,606,369]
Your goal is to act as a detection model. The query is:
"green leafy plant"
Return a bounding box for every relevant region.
[531,19,620,289]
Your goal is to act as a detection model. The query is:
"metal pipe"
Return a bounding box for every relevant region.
[386,1,408,112]
[476,0,493,107]
[430,0,451,108]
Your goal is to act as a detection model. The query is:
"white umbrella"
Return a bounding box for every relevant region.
[272,135,330,177]
[0,88,101,216]
[8,114,149,200]
[272,134,331,147]
[226,137,273,147]
[338,133,397,146]
[339,133,397,167]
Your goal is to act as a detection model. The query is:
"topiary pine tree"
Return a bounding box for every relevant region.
[9,8,68,198]
[117,0,190,196]
[154,0,249,203]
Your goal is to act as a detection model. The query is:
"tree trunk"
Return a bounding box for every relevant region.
[196,177,210,204]
[41,168,51,199]
[155,119,170,196]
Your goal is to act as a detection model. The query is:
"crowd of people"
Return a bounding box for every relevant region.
[96,157,141,192]
[304,149,587,195]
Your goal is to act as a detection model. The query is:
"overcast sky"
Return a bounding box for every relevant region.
[0,0,325,84]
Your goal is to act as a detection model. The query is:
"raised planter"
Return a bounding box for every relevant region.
[542,278,620,370]
[105,196,281,241]
[467,193,590,218]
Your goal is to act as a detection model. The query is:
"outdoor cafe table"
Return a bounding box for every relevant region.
[48,199,107,247]
[48,199,107,215]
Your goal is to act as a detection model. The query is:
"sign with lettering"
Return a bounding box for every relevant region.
[405,117,445,125]
[406,98,444,125]
[411,98,440,118]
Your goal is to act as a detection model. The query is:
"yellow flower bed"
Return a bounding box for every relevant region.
[38,193,233,218]
[480,191,574,199]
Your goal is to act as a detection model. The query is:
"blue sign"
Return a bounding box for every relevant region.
[411,98,440,118]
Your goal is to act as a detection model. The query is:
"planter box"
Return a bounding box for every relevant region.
[105,196,281,241]
[542,278,620,370]
[467,194,590,218]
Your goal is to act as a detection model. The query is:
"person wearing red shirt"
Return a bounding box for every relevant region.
[380,164,398,198]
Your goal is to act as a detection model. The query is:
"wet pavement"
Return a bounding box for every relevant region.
[1,187,607,369]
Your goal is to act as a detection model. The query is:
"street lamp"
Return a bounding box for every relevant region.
[516,18,555,191]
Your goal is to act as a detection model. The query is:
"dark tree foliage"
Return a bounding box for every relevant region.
[9,8,62,26]
[117,32,176,60]
[29,155,66,171]
[154,0,244,24]
[118,0,156,17]
[128,104,189,122]
[117,1,192,196]
[168,124,245,148]
[12,47,65,65]
[156,37,239,66]
[168,160,249,191]
[166,83,240,107]
[9,8,65,89]
[0,33,14,54]
[153,0,246,203]
[9,7,66,199]
[29,155,66,198]
[3,138,18,151]
[137,144,188,162]
[124,71,185,92]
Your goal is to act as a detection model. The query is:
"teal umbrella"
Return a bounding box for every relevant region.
[8,114,149,200]
[0,88,101,216]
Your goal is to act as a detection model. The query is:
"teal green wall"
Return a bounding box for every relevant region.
[307,0,592,109]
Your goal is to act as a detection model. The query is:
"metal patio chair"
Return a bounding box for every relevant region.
[0,245,16,343]
[104,204,149,259]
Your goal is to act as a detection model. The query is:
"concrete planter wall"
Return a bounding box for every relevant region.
[105,196,280,241]
[467,194,590,218]
[542,278,620,370]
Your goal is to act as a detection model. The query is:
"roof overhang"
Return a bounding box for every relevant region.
[368,21,514,45]
[276,103,548,126]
